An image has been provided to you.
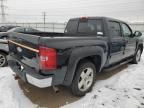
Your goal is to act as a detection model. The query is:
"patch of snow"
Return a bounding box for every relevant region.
[1,53,144,108]
[0,68,36,108]
[62,53,144,108]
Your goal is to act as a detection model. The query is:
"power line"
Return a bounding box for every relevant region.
[0,0,7,22]
[7,1,143,11]
[43,12,46,31]
[6,7,144,17]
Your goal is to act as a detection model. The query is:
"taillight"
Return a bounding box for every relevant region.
[39,46,57,70]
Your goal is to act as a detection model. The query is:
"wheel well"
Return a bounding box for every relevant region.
[0,50,8,55]
[77,55,102,73]
[138,44,143,53]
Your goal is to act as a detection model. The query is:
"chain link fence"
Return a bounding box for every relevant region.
[0,22,144,32]
[129,23,144,32]
[0,22,67,32]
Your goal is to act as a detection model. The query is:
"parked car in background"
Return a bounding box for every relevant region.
[8,27,40,33]
[0,39,8,67]
[141,32,144,40]
[0,25,19,32]
[0,27,40,67]
[8,17,143,96]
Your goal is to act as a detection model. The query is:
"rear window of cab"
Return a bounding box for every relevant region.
[65,19,104,36]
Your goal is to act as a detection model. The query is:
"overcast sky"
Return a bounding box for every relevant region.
[3,0,144,22]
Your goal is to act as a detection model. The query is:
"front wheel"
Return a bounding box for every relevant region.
[132,48,142,64]
[0,52,7,67]
[71,61,96,96]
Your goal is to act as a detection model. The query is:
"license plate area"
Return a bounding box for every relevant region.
[15,62,24,72]
[9,42,39,70]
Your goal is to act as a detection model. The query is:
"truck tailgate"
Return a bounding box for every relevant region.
[8,32,40,70]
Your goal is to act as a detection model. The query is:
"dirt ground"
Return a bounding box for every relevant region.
[18,64,128,108]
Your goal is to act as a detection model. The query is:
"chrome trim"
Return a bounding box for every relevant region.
[26,74,52,88]
[9,40,39,53]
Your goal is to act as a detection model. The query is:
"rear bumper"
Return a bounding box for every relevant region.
[8,55,67,88]
[26,74,52,88]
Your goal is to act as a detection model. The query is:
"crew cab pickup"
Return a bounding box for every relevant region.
[8,17,143,96]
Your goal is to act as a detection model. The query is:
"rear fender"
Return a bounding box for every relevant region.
[63,46,107,85]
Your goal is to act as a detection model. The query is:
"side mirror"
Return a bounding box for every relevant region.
[134,31,142,37]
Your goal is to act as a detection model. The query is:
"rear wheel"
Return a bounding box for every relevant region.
[0,52,7,67]
[132,48,142,64]
[71,61,96,96]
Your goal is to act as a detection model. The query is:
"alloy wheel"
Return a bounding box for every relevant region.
[78,67,94,92]
[0,54,6,67]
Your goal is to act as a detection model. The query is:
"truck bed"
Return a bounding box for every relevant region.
[8,32,107,71]
[23,32,64,37]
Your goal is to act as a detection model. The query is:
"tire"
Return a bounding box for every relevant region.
[0,52,7,67]
[71,60,96,96]
[132,48,142,64]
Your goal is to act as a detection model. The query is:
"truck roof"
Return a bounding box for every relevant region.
[70,16,127,23]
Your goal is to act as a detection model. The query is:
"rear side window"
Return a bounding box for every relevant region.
[108,21,121,37]
[65,20,78,34]
[78,19,104,35]
[25,28,38,32]
[14,28,25,32]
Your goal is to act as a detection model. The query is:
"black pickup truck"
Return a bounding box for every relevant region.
[8,17,143,96]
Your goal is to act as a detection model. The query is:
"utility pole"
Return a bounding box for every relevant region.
[0,0,7,23]
[43,12,46,31]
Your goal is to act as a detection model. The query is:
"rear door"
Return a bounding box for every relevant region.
[108,21,125,64]
[121,23,136,57]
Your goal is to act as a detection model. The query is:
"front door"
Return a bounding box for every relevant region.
[108,21,125,64]
[121,23,136,58]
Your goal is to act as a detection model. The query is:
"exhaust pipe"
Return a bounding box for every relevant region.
[53,86,59,93]
[13,74,59,93]
[13,74,20,80]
